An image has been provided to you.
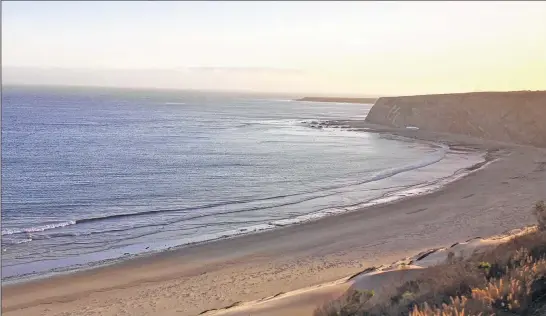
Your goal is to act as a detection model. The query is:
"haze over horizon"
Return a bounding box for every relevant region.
[3,1,546,96]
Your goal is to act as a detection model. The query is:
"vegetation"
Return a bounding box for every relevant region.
[315,201,546,316]
[533,200,546,231]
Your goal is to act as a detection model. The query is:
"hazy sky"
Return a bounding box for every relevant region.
[3,1,546,95]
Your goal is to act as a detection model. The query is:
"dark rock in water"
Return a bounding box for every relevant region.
[318,126,323,129]
[310,121,318,125]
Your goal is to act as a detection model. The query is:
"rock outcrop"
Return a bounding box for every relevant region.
[365,91,546,148]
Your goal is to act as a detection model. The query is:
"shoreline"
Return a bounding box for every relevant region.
[2,127,487,285]
[1,147,488,286]
[3,124,545,316]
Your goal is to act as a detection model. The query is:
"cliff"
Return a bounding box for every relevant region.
[365,91,546,148]
[296,97,377,104]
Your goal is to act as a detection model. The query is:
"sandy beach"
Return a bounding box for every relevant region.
[3,124,546,316]
[4,1,546,314]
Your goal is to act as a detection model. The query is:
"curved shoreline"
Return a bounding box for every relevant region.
[3,124,545,316]
[2,127,487,284]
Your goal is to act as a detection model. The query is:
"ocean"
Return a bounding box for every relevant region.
[1,85,484,282]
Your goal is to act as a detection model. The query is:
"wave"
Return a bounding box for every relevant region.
[2,118,448,243]
[72,190,343,226]
[6,156,489,280]
[3,238,33,245]
[232,119,301,131]
[2,193,338,240]
[2,144,448,239]
[25,122,105,127]
[134,157,489,254]
[2,221,76,236]
[50,149,446,227]
[268,154,490,229]
[249,119,301,126]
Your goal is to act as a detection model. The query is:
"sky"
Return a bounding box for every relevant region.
[2,1,546,96]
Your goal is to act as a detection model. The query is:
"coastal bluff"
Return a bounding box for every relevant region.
[365,91,546,148]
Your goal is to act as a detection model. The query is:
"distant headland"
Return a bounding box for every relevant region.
[295,97,378,104]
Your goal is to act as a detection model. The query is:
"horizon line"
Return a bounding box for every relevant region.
[5,83,544,99]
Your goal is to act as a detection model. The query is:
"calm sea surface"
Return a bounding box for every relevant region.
[1,86,484,281]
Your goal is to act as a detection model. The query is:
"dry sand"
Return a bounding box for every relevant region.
[2,124,545,316]
[209,226,537,316]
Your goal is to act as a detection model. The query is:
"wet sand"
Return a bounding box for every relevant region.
[3,124,545,316]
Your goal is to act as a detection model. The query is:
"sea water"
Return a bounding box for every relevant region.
[1,85,484,281]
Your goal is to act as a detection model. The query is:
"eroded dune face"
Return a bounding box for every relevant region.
[365,91,546,148]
